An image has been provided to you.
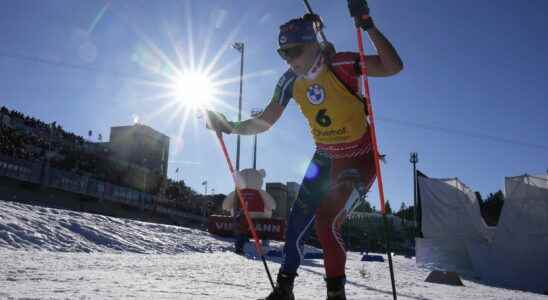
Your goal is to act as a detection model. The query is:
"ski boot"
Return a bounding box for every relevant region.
[260,272,296,300]
[325,276,346,300]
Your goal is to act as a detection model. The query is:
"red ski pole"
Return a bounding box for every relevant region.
[353,15,398,300]
[214,131,275,290]
[354,29,387,214]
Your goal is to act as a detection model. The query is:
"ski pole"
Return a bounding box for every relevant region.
[302,0,328,43]
[214,131,276,290]
[351,3,398,299]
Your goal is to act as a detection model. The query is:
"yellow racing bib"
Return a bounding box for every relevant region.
[292,67,368,145]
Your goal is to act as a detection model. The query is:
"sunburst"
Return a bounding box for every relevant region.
[170,71,219,110]
[125,3,278,159]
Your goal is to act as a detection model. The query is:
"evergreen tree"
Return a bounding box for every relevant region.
[384,200,392,214]
[399,202,406,215]
[480,190,505,226]
[475,191,483,205]
[395,202,416,221]
[354,199,373,213]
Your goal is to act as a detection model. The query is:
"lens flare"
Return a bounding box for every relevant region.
[304,161,320,180]
[173,71,217,109]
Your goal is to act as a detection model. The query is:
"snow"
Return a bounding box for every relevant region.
[0,200,546,299]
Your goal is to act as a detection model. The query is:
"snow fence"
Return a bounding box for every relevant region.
[416,173,548,293]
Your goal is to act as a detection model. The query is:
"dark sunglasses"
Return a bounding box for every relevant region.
[277,45,305,61]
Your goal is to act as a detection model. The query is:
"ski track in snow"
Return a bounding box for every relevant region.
[0,200,546,300]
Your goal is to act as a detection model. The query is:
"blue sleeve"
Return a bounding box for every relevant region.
[271,69,296,108]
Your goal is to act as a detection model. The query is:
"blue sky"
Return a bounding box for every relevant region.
[1,0,547,211]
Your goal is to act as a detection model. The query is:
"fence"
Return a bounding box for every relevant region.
[0,154,153,210]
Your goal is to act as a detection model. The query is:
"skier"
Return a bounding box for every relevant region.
[207,2,402,299]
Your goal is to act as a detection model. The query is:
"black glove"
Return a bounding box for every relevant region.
[205,110,233,134]
[347,0,375,31]
[303,13,324,30]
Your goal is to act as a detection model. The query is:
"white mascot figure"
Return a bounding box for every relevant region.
[222,168,277,218]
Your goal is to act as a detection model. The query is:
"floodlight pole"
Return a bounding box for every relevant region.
[232,42,245,171]
[251,109,263,169]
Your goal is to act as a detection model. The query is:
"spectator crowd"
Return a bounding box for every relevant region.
[1,106,148,191]
[1,105,221,217]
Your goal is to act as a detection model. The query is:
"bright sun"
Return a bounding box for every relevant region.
[173,71,216,109]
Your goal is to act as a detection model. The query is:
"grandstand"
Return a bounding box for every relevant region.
[0,105,222,226]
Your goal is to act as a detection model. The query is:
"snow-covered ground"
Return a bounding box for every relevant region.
[0,200,545,299]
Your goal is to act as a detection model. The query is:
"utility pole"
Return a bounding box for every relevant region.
[202,180,208,195]
[409,152,419,232]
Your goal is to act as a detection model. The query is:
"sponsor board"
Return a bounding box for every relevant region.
[208,215,286,241]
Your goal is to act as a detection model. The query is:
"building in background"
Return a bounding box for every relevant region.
[286,181,300,209]
[109,124,170,193]
[266,183,287,219]
[266,181,300,220]
[109,124,169,176]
